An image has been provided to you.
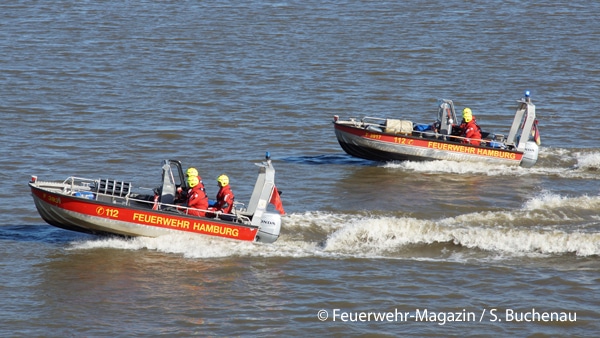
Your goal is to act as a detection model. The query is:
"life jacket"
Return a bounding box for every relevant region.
[463,119,482,146]
[214,185,235,214]
[187,185,208,217]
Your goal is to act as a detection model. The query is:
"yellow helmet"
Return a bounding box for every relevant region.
[217,174,229,187]
[187,175,199,188]
[186,167,198,177]
[462,108,473,123]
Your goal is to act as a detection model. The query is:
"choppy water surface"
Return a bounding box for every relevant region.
[1,1,599,336]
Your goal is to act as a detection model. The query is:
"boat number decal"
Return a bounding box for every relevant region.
[394,137,414,145]
[96,206,119,218]
[45,194,61,204]
[106,208,119,218]
[365,132,382,140]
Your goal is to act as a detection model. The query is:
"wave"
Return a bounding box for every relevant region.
[68,192,600,260]
[320,214,600,258]
[571,151,600,171]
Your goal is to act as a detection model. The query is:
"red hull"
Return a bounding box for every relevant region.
[334,123,524,165]
[31,186,259,241]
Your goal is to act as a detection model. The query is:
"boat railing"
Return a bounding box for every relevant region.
[413,130,507,149]
[361,116,388,126]
[344,115,505,147]
[135,198,249,224]
[60,178,249,223]
[357,116,496,146]
[342,116,387,128]
[59,176,98,196]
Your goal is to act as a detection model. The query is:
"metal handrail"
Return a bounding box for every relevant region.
[52,178,257,224]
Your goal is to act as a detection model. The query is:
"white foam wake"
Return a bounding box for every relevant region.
[381,147,600,179]
[321,215,600,257]
[69,192,600,259]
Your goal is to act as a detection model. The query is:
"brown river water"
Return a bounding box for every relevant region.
[1,1,599,336]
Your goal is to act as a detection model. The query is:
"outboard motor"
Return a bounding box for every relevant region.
[520,141,539,168]
[256,212,282,243]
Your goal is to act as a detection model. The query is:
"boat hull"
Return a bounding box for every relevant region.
[334,123,524,166]
[30,184,262,242]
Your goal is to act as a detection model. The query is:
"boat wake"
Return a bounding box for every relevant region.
[381,147,600,179]
[69,192,600,261]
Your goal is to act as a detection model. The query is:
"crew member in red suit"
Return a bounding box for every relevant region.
[457,107,482,146]
[186,175,208,217]
[211,174,235,214]
[175,167,201,204]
